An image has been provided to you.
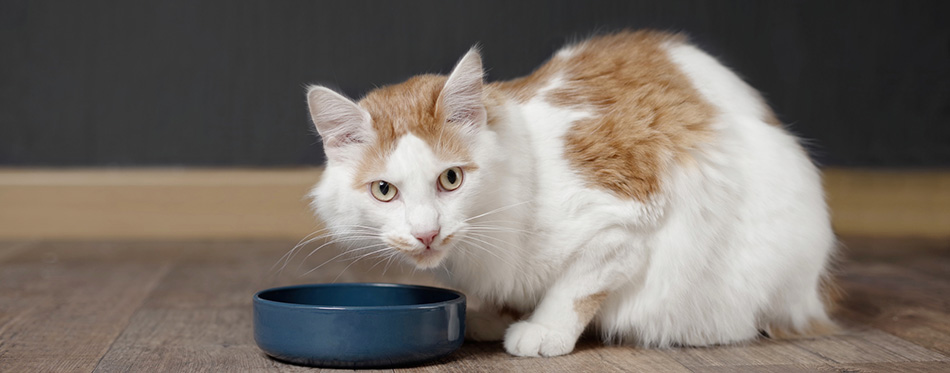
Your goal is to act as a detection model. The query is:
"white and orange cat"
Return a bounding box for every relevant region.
[305,31,836,357]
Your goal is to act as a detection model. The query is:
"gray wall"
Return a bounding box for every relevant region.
[2,0,948,167]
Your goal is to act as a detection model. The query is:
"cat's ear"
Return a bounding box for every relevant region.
[307,86,373,162]
[437,48,486,132]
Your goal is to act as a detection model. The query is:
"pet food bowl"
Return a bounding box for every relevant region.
[253,283,465,368]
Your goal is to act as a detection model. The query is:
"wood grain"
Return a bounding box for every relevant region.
[836,268,950,355]
[835,236,950,356]
[0,243,171,372]
[0,236,947,372]
[792,327,947,363]
[664,338,823,367]
[689,361,950,372]
[0,241,34,263]
[1,168,948,240]
[91,241,429,372]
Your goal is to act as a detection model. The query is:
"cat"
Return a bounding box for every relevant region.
[304,30,837,357]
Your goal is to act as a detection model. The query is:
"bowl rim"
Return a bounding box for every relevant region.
[253,282,465,311]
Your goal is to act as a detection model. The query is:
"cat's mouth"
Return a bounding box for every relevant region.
[384,236,449,269]
[405,248,445,269]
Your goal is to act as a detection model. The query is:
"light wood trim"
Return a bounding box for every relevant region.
[823,169,950,238]
[0,168,324,240]
[0,168,947,240]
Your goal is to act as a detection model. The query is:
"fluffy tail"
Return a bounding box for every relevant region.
[765,273,843,339]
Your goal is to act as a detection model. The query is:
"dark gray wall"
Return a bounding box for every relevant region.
[2,0,948,167]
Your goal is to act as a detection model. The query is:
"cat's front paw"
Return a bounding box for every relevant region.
[503,320,576,357]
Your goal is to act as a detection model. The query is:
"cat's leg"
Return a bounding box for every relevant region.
[503,232,631,357]
[465,304,521,341]
[503,268,613,356]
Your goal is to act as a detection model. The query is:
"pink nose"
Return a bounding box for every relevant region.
[414,229,440,247]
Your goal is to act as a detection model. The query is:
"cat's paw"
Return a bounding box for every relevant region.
[503,321,576,357]
[465,312,510,341]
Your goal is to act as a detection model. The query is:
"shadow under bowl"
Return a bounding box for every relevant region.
[253,283,466,368]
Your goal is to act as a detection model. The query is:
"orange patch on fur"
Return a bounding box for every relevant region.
[440,234,455,245]
[497,31,715,201]
[352,75,476,187]
[573,291,609,324]
[349,31,723,200]
[385,236,415,251]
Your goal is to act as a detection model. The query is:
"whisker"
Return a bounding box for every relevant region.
[465,226,538,236]
[466,221,540,236]
[465,231,519,246]
[293,234,381,273]
[274,224,381,275]
[459,241,513,269]
[465,232,511,253]
[331,246,394,283]
[463,201,530,223]
[381,252,400,276]
[366,254,391,272]
[462,246,489,273]
[299,243,389,277]
[271,227,337,274]
[457,237,517,268]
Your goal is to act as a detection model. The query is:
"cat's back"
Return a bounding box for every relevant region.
[486,32,833,346]
[492,30,789,202]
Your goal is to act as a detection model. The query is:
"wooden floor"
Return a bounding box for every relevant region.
[0,236,947,372]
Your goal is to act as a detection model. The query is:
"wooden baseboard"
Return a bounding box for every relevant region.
[822,169,950,238]
[0,168,323,240]
[0,168,947,240]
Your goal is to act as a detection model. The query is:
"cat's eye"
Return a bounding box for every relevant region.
[438,167,463,191]
[370,180,398,202]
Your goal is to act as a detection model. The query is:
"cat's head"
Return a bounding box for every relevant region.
[306,49,497,269]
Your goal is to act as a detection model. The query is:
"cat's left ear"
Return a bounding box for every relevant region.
[307,86,374,163]
[437,48,486,133]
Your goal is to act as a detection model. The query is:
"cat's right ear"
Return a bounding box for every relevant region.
[307,86,373,162]
[437,48,486,134]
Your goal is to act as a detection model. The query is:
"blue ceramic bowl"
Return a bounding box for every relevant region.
[253,283,465,368]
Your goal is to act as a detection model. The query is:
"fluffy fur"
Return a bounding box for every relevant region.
[306,30,836,357]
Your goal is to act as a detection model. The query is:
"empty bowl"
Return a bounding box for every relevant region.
[253,283,466,368]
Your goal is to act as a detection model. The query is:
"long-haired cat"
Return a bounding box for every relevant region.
[305,30,836,357]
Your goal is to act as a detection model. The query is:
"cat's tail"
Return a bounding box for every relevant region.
[764,272,843,339]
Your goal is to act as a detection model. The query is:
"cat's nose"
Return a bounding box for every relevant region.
[414,229,440,247]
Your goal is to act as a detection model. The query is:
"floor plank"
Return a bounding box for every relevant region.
[1,237,947,372]
[0,241,34,263]
[792,327,947,363]
[93,308,271,372]
[92,241,436,372]
[92,242,294,372]
[663,338,827,367]
[574,344,691,373]
[827,361,950,372]
[836,264,950,355]
[688,364,839,372]
[0,243,171,372]
[690,361,950,372]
